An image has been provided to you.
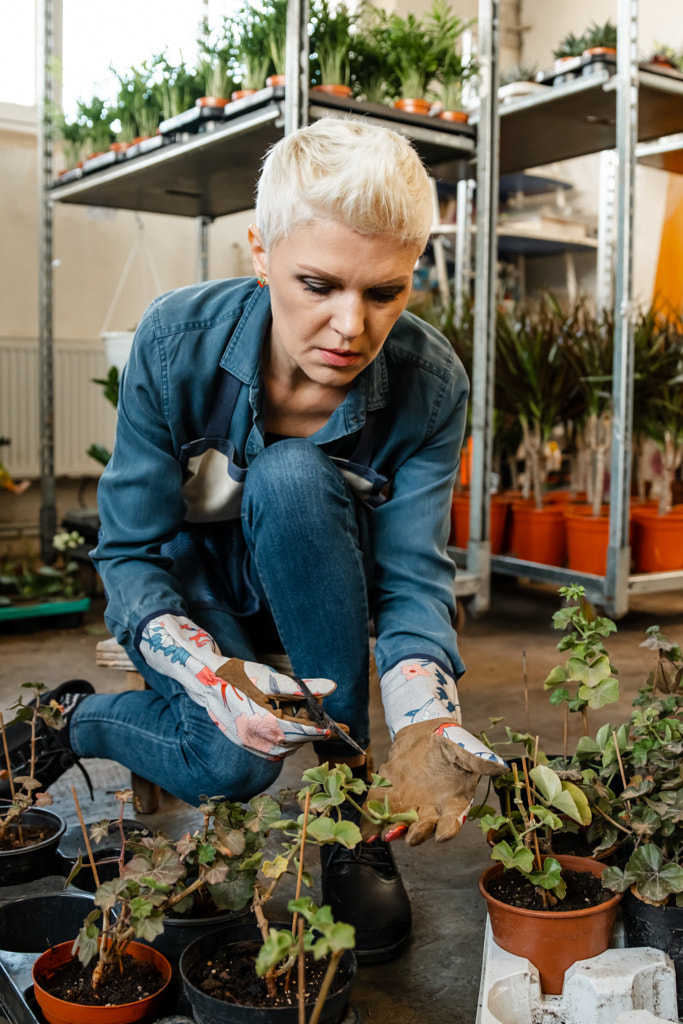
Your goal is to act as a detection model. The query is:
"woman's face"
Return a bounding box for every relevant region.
[249,219,420,390]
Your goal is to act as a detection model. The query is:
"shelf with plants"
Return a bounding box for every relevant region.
[460,0,683,620]
[49,85,476,220]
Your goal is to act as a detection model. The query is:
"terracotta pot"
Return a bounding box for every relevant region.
[32,940,172,1024]
[630,504,683,572]
[450,494,510,553]
[230,89,257,101]
[479,856,622,995]
[393,98,431,116]
[438,109,469,123]
[109,141,132,153]
[266,74,286,87]
[509,504,567,566]
[195,96,229,108]
[312,83,353,97]
[583,46,617,58]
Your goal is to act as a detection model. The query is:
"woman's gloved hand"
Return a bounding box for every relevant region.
[139,614,336,759]
[369,659,508,844]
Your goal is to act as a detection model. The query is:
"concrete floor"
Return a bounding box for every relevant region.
[1,579,682,1024]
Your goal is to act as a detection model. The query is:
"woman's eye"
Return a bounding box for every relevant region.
[369,289,402,304]
[302,280,333,295]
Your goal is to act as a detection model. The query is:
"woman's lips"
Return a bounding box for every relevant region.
[319,349,362,367]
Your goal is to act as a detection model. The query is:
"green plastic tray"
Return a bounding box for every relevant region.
[0,597,90,622]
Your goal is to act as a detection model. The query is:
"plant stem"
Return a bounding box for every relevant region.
[308,949,343,1024]
[612,730,631,818]
[297,918,306,1024]
[290,789,311,941]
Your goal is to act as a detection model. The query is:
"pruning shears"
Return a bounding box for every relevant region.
[292,676,367,756]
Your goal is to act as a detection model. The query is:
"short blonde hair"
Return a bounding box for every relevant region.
[255,117,433,253]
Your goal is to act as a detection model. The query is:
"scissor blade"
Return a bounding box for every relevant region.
[293,676,366,755]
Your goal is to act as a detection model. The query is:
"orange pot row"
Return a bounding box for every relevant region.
[450,493,683,574]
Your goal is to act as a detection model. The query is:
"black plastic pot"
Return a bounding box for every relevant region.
[180,922,357,1024]
[0,805,67,885]
[0,892,95,952]
[622,888,683,1016]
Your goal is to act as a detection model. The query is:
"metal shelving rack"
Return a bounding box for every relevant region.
[39,0,683,618]
[462,0,683,618]
[36,0,479,565]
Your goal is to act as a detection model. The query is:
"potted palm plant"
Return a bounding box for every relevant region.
[494,297,581,565]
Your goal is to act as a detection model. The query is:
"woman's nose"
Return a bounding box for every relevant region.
[331,293,365,340]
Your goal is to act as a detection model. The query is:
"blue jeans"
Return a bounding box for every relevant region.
[71,440,372,805]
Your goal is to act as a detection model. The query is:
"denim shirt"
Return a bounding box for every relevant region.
[92,277,469,680]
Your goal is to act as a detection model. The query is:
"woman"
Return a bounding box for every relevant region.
[8,117,504,962]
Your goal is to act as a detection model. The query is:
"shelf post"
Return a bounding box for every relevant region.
[284,0,309,134]
[37,0,58,562]
[605,0,638,618]
[454,179,475,322]
[466,0,500,614]
[195,216,211,282]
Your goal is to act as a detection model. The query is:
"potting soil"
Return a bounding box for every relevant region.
[486,869,614,912]
[0,822,55,851]
[39,952,167,1005]
[189,939,352,1008]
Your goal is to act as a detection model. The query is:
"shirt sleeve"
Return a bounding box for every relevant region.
[91,302,190,648]
[370,342,469,681]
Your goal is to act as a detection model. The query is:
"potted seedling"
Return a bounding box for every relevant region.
[434,51,477,123]
[582,20,618,60]
[309,0,358,97]
[0,532,90,625]
[33,788,175,1023]
[0,682,68,885]
[180,762,417,1024]
[550,31,586,84]
[476,756,622,995]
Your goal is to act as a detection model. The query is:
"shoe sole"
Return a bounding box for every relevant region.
[354,925,411,965]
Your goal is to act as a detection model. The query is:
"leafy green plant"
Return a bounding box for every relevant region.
[0,682,67,836]
[476,760,591,904]
[87,366,119,468]
[587,626,683,906]
[0,531,85,605]
[544,584,620,740]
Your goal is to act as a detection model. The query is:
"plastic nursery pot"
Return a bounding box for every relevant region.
[0,803,67,885]
[311,84,353,97]
[450,494,510,553]
[564,507,611,576]
[180,921,357,1024]
[150,903,254,967]
[630,504,683,573]
[0,893,96,953]
[621,888,683,1017]
[478,855,622,995]
[266,75,286,87]
[508,503,567,566]
[393,98,431,116]
[230,90,257,101]
[32,940,172,1024]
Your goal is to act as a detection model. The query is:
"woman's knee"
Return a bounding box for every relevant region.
[181,734,284,804]
[244,439,348,517]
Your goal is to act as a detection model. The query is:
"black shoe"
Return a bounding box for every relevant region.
[320,835,412,964]
[0,679,95,799]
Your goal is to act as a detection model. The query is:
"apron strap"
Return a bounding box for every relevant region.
[205,371,243,438]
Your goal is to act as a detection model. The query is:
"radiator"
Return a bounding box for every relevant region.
[0,338,118,478]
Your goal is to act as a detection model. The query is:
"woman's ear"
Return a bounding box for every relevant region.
[248,224,267,278]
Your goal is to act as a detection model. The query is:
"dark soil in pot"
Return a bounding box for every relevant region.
[187,939,353,1009]
[0,805,66,884]
[486,868,614,912]
[37,951,167,1006]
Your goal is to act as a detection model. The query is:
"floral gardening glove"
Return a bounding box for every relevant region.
[139,614,336,759]
[367,658,508,845]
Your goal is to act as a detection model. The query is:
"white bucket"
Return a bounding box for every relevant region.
[101,331,135,374]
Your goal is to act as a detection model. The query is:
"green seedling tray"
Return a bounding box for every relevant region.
[0,597,90,622]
